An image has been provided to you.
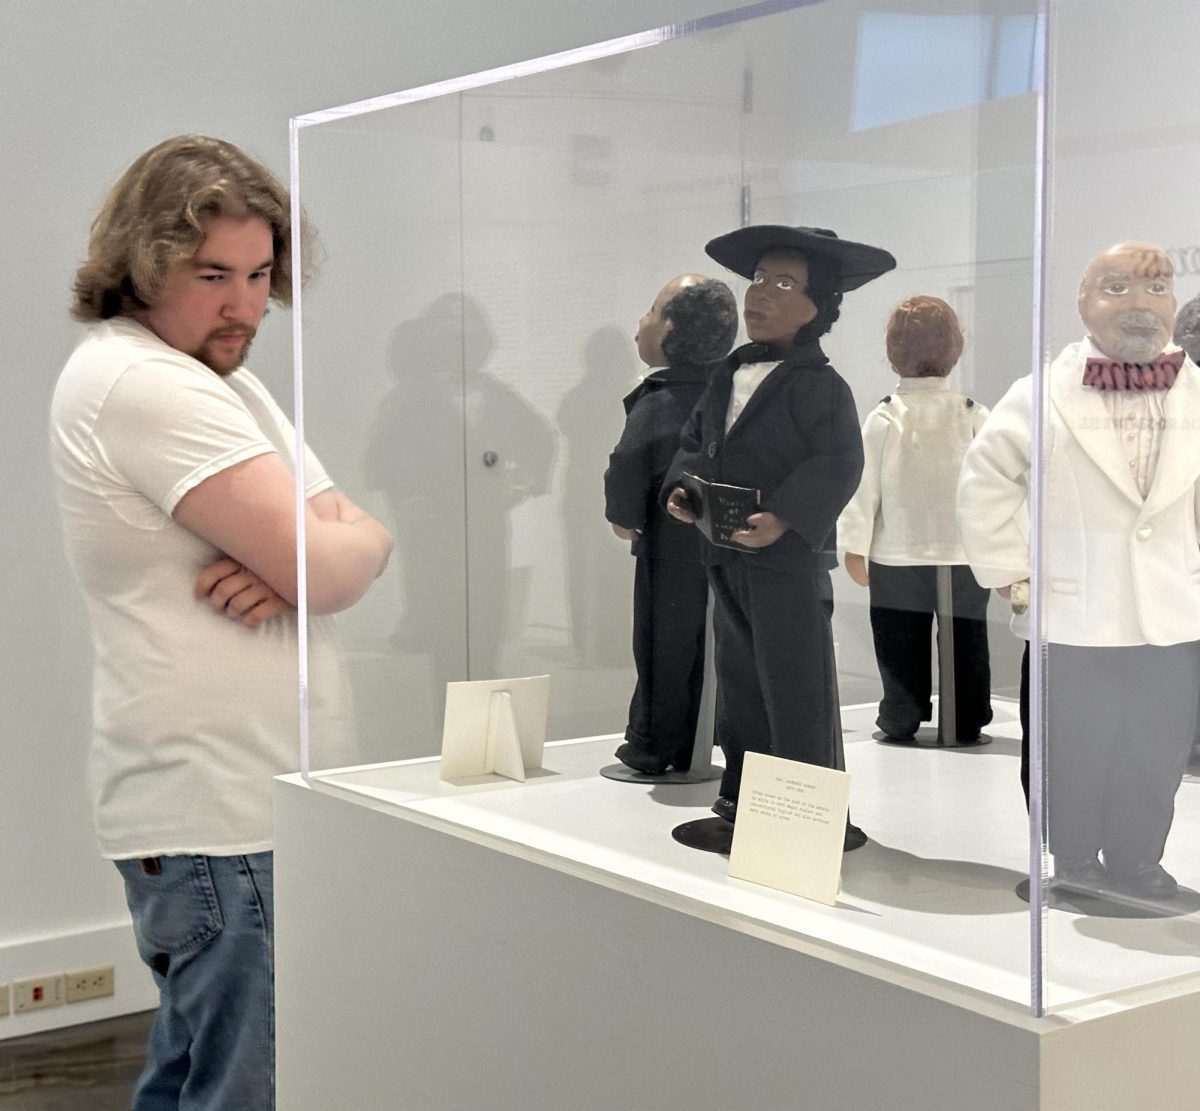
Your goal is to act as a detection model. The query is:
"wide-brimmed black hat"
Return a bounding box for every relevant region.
[705,225,896,292]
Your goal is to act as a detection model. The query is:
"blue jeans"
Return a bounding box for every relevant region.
[116,852,274,1111]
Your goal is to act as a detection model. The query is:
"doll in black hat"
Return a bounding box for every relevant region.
[663,225,895,847]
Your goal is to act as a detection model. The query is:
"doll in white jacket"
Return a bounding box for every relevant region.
[839,296,992,744]
[958,242,1200,904]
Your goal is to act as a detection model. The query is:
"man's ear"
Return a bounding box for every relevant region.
[661,319,674,336]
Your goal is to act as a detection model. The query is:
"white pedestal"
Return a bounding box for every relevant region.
[274,736,1200,1111]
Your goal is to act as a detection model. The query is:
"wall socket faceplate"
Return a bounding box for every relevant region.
[13,974,65,1013]
[64,965,115,1003]
[0,982,9,1017]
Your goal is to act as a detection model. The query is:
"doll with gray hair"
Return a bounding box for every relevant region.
[1174,291,1200,364]
[604,273,737,776]
[959,241,1200,906]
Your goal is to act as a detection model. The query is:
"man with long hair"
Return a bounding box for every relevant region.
[51,135,392,1109]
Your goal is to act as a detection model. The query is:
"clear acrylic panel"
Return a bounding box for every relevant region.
[293,0,1050,1013]
[1031,0,1200,1011]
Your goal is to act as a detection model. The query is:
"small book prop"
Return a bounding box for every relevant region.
[440,675,550,783]
[680,472,761,550]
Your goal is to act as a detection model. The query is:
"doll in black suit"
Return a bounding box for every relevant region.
[605,274,738,774]
[664,226,895,846]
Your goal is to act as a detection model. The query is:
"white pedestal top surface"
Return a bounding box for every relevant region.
[294,700,1200,1017]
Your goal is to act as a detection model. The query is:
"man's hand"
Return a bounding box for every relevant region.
[174,456,393,615]
[732,511,787,548]
[844,553,869,587]
[611,523,639,541]
[195,557,292,629]
[665,487,697,524]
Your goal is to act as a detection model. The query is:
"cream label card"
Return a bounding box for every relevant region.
[727,753,850,906]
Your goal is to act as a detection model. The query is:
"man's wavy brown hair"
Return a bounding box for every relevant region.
[72,134,312,322]
[885,295,964,378]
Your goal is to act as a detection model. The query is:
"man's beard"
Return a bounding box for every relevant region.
[194,328,255,376]
[1100,309,1168,363]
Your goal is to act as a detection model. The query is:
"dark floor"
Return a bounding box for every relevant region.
[0,1011,151,1110]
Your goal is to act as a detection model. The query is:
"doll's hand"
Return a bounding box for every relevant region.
[665,487,697,524]
[611,523,639,541]
[844,553,869,587]
[733,511,787,548]
[1004,580,1030,615]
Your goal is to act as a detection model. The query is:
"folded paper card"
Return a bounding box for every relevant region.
[440,675,550,782]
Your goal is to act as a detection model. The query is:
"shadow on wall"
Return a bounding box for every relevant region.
[362,292,555,690]
[556,325,640,668]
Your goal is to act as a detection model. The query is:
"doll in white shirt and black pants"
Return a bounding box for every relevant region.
[839,296,993,743]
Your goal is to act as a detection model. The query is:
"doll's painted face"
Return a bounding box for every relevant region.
[1078,243,1176,362]
[744,249,818,346]
[636,274,701,367]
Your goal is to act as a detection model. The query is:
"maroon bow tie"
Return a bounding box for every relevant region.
[1082,350,1184,391]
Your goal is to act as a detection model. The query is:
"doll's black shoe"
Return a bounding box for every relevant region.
[1106,861,1179,900]
[614,743,670,775]
[1052,853,1107,894]
[711,796,737,824]
[844,819,868,851]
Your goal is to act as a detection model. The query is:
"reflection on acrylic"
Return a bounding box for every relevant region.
[363,293,554,685]
[557,326,638,668]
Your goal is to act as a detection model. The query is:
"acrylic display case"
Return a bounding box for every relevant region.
[280,0,1200,1080]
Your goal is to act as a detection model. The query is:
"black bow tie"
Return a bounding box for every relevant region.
[732,342,788,366]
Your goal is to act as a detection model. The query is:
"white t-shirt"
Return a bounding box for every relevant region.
[50,317,355,859]
[838,376,989,566]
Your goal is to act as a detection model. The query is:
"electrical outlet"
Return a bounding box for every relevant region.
[13,975,64,1013]
[64,965,115,1004]
[0,982,9,1017]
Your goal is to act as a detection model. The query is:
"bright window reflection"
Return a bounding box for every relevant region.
[852,12,1039,130]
